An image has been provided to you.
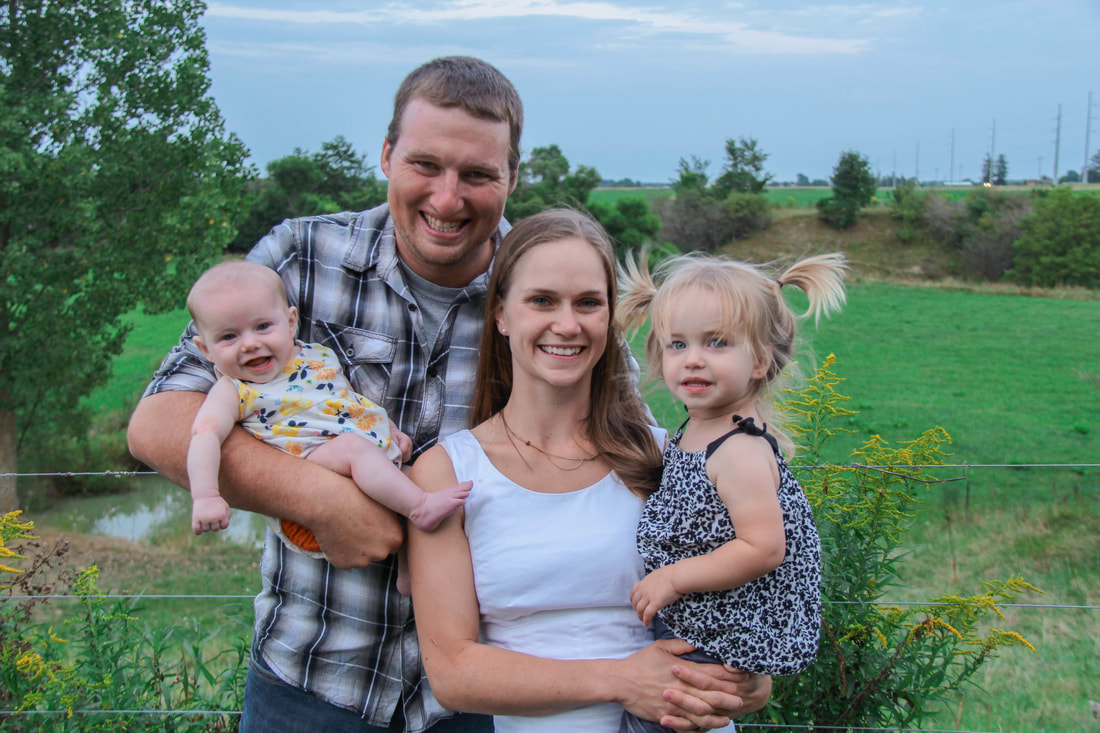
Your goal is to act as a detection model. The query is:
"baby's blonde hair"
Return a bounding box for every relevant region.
[618,251,847,455]
[186,261,287,333]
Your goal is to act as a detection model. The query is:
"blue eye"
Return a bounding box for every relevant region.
[669,340,686,351]
[708,337,727,348]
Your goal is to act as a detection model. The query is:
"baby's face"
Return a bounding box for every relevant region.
[194,286,298,383]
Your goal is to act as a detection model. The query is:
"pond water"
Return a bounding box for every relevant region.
[37,474,267,547]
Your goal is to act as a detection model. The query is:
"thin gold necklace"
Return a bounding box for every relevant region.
[499,412,598,472]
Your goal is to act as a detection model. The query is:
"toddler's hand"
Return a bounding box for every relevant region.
[192,496,231,535]
[630,565,683,627]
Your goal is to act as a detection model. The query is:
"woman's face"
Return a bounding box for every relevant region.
[496,236,610,392]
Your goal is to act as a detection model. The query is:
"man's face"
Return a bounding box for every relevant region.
[381,99,515,288]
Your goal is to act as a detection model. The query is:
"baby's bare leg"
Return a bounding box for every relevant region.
[308,434,470,531]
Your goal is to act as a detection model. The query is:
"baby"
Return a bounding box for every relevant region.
[185,261,470,590]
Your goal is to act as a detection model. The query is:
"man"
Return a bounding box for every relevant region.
[129,57,765,732]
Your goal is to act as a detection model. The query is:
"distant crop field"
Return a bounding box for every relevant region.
[593,183,1100,210]
[588,187,672,205]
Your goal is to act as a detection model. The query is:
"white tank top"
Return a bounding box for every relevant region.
[440,428,656,732]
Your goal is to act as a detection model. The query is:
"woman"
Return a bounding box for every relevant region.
[408,209,770,731]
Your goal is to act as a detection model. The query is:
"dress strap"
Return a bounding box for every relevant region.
[704,415,779,460]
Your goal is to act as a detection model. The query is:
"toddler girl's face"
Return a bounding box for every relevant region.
[659,288,766,420]
[194,286,298,384]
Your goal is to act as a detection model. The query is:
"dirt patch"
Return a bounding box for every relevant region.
[9,529,260,596]
[722,208,953,280]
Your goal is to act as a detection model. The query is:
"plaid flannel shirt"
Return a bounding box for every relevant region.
[143,204,507,730]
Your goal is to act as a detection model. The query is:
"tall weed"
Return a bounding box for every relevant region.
[0,512,246,732]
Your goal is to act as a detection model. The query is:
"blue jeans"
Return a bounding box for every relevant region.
[240,652,493,733]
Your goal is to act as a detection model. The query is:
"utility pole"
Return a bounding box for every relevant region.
[1053,104,1062,182]
[950,128,955,184]
[988,119,996,185]
[1085,91,1094,184]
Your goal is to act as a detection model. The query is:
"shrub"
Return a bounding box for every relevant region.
[741,356,1040,730]
[816,196,860,229]
[655,190,735,252]
[889,180,929,241]
[588,197,662,257]
[922,194,966,248]
[1008,187,1100,288]
[722,192,771,239]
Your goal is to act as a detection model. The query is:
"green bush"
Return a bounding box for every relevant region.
[588,196,662,256]
[722,192,771,239]
[889,180,929,241]
[816,196,861,229]
[741,356,1039,729]
[1008,187,1100,288]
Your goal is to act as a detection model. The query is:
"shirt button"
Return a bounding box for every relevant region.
[407,303,417,312]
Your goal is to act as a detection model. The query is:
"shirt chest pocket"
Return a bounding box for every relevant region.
[316,322,397,407]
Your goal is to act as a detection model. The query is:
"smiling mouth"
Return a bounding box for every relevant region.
[243,356,273,370]
[682,379,711,389]
[422,213,466,233]
[541,345,583,356]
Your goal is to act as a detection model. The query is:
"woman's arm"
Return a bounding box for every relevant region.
[407,445,754,729]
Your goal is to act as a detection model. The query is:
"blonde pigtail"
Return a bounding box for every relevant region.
[617,252,660,333]
[777,253,848,324]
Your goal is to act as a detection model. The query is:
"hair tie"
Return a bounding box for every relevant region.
[775,279,784,288]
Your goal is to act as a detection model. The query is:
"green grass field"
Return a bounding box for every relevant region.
[591,186,902,209]
[50,280,1100,731]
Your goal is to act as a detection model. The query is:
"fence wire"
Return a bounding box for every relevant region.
[2,464,1096,731]
[4,463,1100,479]
[0,709,1011,733]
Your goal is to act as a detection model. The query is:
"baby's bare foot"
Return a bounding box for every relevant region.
[408,480,472,531]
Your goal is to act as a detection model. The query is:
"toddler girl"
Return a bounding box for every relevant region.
[617,252,846,732]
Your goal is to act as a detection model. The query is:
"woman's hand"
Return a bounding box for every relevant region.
[616,639,770,730]
[661,660,772,729]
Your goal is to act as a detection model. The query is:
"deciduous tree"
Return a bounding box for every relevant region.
[0,0,249,501]
[504,144,601,221]
[229,137,386,252]
[712,136,773,198]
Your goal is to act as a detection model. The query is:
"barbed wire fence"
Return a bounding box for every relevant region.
[2,463,1098,731]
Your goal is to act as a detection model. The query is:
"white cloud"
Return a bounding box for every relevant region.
[205,0,870,54]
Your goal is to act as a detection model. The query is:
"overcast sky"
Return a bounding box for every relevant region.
[200,0,1100,185]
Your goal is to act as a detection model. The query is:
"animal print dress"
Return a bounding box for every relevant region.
[635,416,821,675]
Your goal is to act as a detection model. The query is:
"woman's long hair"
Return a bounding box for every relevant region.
[471,209,662,495]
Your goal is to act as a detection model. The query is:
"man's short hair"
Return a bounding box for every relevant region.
[386,56,523,180]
